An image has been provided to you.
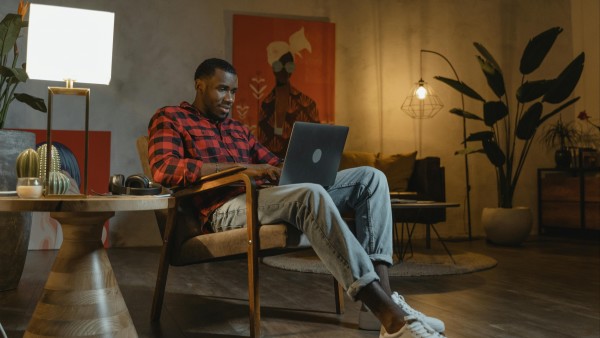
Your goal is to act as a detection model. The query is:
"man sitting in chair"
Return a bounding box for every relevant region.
[147,58,447,338]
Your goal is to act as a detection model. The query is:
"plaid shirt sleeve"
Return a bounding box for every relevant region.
[148,105,204,188]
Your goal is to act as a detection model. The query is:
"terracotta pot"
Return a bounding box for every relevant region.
[0,129,35,291]
[482,207,532,246]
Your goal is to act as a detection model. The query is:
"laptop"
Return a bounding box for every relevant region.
[278,122,349,186]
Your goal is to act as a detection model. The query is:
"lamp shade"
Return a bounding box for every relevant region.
[26,4,114,85]
[401,80,444,119]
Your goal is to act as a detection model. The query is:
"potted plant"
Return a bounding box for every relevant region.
[0,1,47,291]
[435,27,584,245]
[540,116,581,168]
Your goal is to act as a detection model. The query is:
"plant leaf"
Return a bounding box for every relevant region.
[477,55,505,98]
[473,42,502,74]
[434,76,485,102]
[516,102,543,140]
[543,52,585,104]
[0,65,17,78]
[14,93,47,112]
[12,68,28,83]
[0,14,22,58]
[454,146,485,155]
[483,101,508,127]
[516,80,553,103]
[538,97,580,126]
[465,131,494,142]
[520,27,562,75]
[483,139,506,167]
[449,108,483,121]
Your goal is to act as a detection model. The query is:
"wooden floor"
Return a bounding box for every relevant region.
[1,237,599,338]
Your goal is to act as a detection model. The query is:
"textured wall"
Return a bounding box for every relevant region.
[1,0,597,246]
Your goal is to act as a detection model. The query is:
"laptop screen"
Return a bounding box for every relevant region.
[278,122,349,186]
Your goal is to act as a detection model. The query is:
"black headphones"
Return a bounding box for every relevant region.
[109,174,163,195]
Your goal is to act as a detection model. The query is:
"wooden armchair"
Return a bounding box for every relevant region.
[136,136,344,337]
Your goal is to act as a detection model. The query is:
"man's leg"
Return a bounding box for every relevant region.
[326,167,445,335]
[210,182,383,298]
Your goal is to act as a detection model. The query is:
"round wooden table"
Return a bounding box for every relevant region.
[0,195,175,338]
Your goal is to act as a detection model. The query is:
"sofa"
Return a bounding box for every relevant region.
[339,151,446,224]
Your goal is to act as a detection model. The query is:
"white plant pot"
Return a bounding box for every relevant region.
[482,207,533,246]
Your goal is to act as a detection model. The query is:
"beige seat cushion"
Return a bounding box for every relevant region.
[173,224,310,266]
[375,151,417,192]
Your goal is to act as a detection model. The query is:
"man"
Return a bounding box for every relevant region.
[148,58,446,338]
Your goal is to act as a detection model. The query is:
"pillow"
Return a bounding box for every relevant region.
[339,151,377,170]
[375,151,417,191]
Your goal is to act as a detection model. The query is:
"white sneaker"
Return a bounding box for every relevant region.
[392,292,445,333]
[379,315,446,338]
[358,306,381,330]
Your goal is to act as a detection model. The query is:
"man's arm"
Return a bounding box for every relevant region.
[147,111,206,188]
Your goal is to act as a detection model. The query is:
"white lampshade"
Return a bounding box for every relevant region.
[26,4,114,85]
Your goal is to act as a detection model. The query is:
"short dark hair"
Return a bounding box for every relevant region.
[194,58,237,80]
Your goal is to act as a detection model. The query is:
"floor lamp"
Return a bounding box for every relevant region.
[401,49,472,240]
[25,4,114,195]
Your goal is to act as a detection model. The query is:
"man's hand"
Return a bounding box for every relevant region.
[243,164,281,183]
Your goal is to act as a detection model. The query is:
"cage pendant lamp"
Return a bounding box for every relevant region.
[401,79,444,119]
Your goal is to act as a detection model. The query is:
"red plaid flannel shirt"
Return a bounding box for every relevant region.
[148,102,281,228]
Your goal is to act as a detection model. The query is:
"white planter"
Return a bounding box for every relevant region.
[482,207,532,246]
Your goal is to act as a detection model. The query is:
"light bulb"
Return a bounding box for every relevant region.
[416,86,428,100]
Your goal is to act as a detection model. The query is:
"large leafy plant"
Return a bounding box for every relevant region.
[436,27,584,208]
[0,1,47,129]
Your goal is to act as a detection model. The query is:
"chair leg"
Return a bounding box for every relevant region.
[246,182,261,338]
[333,279,345,314]
[151,207,177,322]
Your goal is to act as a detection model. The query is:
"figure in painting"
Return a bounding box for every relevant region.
[256,27,320,159]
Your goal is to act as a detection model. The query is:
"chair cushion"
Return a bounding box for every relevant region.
[173,224,310,266]
[376,151,417,192]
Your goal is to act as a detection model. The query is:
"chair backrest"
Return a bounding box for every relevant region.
[137,136,152,178]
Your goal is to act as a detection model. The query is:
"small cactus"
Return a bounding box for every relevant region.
[37,144,61,181]
[47,171,70,195]
[16,148,40,178]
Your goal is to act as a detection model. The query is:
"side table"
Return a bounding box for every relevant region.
[391,202,460,263]
[0,195,175,338]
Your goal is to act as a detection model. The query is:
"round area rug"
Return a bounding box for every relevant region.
[262,249,497,277]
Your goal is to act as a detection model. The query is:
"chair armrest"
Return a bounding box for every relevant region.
[172,166,248,199]
[162,165,260,261]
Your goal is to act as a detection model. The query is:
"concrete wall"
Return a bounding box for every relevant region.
[2,0,598,246]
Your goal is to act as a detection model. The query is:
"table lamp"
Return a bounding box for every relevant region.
[26,4,114,195]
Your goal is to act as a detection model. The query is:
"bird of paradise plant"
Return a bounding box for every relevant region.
[436,27,584,208]
[0,0,47,129]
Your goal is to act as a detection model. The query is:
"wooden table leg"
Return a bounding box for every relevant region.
[25,212,138,338]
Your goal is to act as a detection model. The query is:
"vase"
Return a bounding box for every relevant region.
[482,207,532,246]
[554,148,572,169]
[0,129,35,291]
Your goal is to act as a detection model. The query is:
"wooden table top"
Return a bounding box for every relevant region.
[0,194,175,212]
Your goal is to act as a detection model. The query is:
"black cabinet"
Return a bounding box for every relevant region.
[538,168,600,235]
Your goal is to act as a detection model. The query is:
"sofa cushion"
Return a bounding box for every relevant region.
[376,151,417,192]
[339,151,377,170]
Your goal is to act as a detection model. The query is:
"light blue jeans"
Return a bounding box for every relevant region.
[209,166,393,300]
